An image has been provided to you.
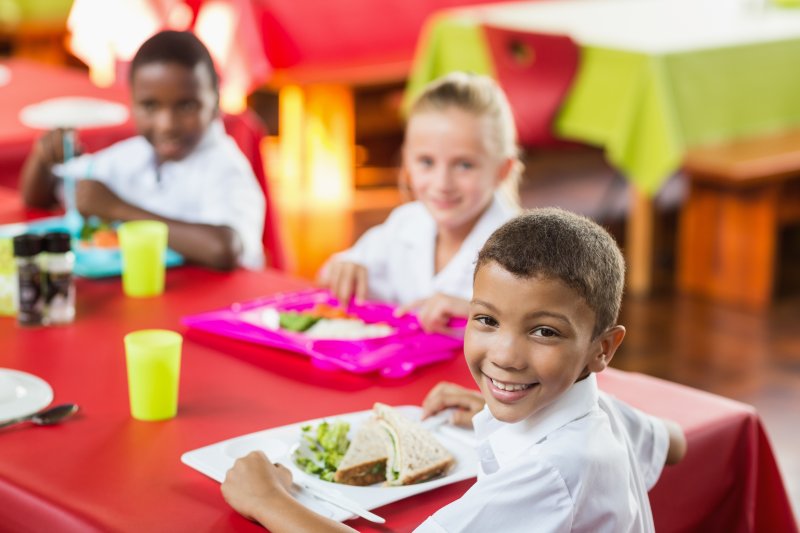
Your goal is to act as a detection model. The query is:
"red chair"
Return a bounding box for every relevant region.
[481,25,580,147]
[222,110,287,271]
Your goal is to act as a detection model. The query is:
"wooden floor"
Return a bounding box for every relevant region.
[274,147,800,518]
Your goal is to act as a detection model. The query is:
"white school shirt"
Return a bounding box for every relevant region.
[334,194,516,304]
[416,375,669,533]
[57,120,266,269]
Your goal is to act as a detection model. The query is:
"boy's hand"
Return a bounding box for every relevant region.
[76,180,125,219]
[221,451,293,522]
[33,129,82,168]
[319,260,368,306]
[422,382,485,429]
[395,293,469,334]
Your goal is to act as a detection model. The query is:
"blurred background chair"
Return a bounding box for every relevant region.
[222,110,286,271]
[481,25,579,148]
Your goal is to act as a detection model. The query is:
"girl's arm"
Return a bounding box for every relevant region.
[318,260,368,305]
[77,180,242,271]
[222,452,356,533]
[396,293,470,334]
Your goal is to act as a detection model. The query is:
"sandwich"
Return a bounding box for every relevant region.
[333,419,389,486]
[334,403,455,486]
[373,402,455,486]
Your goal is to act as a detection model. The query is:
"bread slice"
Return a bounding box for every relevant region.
[333,420,389,486]
[373,402,455,486]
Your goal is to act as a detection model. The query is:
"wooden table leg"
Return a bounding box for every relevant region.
[626,186,654,296]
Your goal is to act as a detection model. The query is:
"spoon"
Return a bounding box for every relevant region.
[0,403,79,430]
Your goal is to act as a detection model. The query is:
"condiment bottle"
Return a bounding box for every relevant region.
[12,234,44,327]
[42,232,75,325]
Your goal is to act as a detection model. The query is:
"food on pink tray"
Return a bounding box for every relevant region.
[240,304,395,339]
[304,318,394,339]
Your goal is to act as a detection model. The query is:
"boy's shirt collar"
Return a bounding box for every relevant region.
[473,374,599,472]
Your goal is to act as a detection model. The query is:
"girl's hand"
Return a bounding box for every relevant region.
[395,293,469,334]
[422,382,485,429]
[319,260,368,306]
[221,451,293,522]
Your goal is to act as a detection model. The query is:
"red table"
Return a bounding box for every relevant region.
[0,264,796,532]
[0,59,137,190]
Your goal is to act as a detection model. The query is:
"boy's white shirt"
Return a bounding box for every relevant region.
[416,374,669,533]
[55,119,266,269]
[333,194,516,304]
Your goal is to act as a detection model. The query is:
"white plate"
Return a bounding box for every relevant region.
[0,369,54,423]
[19,96,129,130]
[182,406,478,522]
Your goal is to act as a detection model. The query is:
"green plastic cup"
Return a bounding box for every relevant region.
[118,220,168,297]
[124,329,182,421]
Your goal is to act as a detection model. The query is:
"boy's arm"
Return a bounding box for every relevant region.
[20,130,64,208]
[662,418,687,465]
[77,180,242,271]
[422,381,485,428]
[222,452,356,533]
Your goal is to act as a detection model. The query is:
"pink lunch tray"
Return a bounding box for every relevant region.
[180,289,464,378]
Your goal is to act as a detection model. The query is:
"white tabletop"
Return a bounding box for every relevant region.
[452,0,800,53]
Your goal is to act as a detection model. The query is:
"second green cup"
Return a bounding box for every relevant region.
[118,220,168,297]
[124,329,182,421]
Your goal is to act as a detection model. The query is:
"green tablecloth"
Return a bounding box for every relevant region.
[407,16,800,195]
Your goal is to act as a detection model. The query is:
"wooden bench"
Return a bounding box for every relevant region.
[678,129,800,309]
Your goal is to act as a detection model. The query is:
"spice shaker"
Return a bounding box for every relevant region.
[12,234,44,327]
[42,232,75,324]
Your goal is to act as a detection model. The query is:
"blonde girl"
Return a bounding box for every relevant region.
[319,72,523,332]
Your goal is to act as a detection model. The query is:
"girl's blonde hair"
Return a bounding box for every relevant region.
[406,72,523,210]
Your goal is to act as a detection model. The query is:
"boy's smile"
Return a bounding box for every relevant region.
[131,62,218,164]
[465,261,624,424]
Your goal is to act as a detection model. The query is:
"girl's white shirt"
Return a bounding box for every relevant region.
[55,120,266,269]
[334,194,517,304]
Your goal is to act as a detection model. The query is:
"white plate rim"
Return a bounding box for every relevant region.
[19,96,129,130]
[0,369,54,423]
[181,405,478,522]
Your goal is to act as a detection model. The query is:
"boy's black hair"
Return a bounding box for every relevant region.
[475,208,625,338]
[129,30,219,93]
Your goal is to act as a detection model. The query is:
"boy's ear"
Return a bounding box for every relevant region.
[587,325,626,373]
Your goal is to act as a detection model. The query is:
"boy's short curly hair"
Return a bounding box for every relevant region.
[475,208,625,337]
[129,30,219,93]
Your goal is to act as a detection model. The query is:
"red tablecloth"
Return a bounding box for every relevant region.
[0,268,796,531]
[0,59,137,190]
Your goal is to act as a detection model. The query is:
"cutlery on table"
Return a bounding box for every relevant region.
[294,479,386,524]
[0,403,79,430]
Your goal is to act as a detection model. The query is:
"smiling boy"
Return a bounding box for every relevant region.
[221,208,686,532]
[20,31,265,271]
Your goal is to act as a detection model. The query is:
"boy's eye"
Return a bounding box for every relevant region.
[455,160,475,170]
[473,315,498,328]
[138,101,158,112]
[177,100,200,113]
[531,326,559,338]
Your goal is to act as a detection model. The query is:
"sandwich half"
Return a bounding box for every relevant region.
[373,402,455,486]
[333,419,389,486]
